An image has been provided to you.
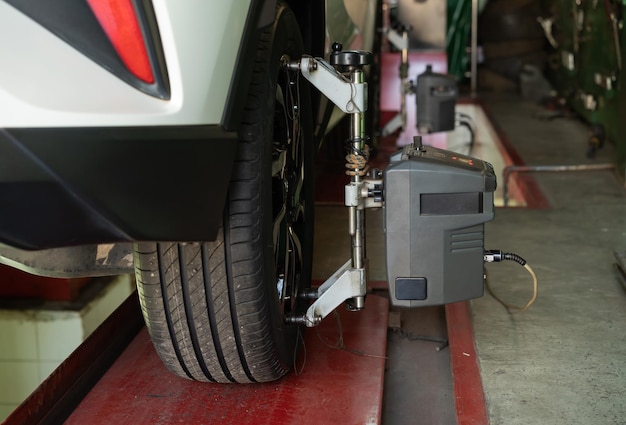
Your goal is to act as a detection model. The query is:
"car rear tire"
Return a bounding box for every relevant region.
[134,2,314,383]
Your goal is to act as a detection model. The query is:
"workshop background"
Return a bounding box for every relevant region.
[1,0,626,424]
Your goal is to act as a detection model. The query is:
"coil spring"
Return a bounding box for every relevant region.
[504,252,527,266]
[345,144,370,176]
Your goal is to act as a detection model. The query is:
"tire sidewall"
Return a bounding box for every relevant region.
[252,4,314,371]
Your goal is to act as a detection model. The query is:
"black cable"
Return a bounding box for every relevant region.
[452,113,476,156]
[484,250,538,312]
[484,250,526,265]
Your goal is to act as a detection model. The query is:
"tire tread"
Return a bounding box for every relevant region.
[134,2,309,383]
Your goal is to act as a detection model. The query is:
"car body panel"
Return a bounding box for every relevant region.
[0,0,380,275]
[0,0,250,127]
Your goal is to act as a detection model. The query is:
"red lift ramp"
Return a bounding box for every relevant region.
[65,294,388,425]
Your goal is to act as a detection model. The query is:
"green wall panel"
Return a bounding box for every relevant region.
[544,0,626,171]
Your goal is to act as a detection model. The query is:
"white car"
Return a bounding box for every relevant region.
[0,0,378,383]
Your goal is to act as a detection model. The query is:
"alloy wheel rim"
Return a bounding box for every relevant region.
[272,56,306,318]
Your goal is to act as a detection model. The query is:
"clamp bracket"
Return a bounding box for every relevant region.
[296,57,367,114]
[303,260,366,327]
[284,49,372,327]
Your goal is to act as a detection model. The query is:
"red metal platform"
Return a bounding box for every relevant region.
[2,285,494,425]
[446,302,490,425]
[64,294,388,425]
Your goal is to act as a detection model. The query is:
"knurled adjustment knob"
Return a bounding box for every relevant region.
[329,42,373,67]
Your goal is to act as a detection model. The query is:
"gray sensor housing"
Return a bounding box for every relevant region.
[416,65,457,134]
[384,142,496,307]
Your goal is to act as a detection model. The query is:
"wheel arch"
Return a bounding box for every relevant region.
[221,0,325,132]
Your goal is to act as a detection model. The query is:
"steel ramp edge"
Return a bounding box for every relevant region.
[446,301,490,425]
[64,293,388,425]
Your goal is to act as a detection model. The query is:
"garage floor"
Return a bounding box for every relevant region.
[474,95,626,425]
[314,93,626,424]
[4,92,623,424]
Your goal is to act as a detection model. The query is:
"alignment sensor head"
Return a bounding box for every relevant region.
[384,144,496,307]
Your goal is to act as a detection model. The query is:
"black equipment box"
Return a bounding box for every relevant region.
[416,65,457,134]
[384,141,496,307]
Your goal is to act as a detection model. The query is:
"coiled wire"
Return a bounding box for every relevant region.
[345,143,370,176]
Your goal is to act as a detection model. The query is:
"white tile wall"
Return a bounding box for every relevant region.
[36,313,83,362]
[0,315,37,361]
[0,274,135,422]
[38,361,60,382]
[82,275,135,338]
[0,361,40,404]
[0,404,17,422]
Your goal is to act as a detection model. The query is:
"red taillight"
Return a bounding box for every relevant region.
[87,0,155,84]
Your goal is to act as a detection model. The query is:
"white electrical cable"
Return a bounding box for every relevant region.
[486,263,538,312]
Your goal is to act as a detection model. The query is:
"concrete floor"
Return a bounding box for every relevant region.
[313,93,626,424]
[474,95,626,425]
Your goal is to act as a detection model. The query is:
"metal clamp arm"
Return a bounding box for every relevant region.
[294,57,367,114]
[283,49,372,327]
[386,28,409,51]
[303,260,366,327]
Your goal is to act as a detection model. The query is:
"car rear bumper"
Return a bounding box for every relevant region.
[0,125,237,250]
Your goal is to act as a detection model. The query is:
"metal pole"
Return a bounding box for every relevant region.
[471,0,478,97]
[503,163,617,206]
[350,69,366,272]
[400,29,408,130]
